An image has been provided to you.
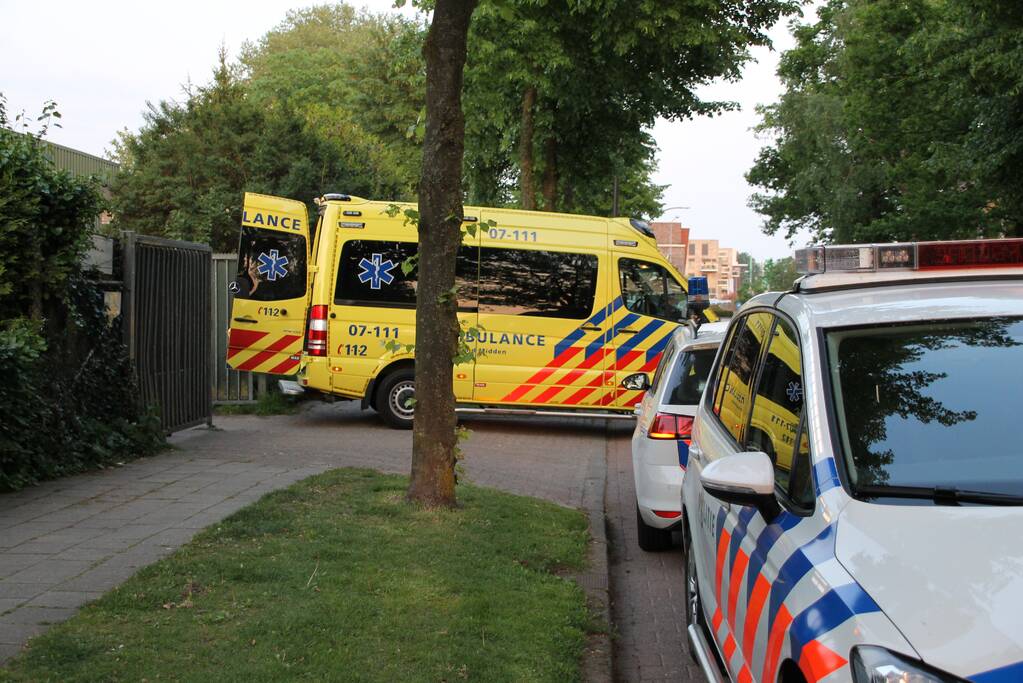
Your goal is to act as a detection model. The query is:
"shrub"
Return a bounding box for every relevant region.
[0,97,164,491]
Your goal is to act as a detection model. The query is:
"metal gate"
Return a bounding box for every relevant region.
[123,233,213,432]
[211,254,270,403]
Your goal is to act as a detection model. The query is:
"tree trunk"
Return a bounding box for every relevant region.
[408,0,477,508]
[519,86,537,210]
[542,135,558,211]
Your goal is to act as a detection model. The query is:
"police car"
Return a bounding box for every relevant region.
[631,321,726,551]
[680,239,1023,683]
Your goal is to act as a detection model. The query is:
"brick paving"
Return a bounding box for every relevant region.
[605,423,703,682]
[0,402,610,664]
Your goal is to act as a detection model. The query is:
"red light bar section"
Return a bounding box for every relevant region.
[917,239,1023,271]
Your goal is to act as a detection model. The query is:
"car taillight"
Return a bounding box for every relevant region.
[648,413,694,442]
[306,305,329,356]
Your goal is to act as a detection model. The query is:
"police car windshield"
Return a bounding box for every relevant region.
[828,317,1023,501]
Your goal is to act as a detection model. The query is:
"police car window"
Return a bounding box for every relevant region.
[716,313,772,443]
[479,248,597,319]
[787,416,814,509]
[828,317,1023,501]
[746,317,803,471]
[618,259,687,321]
[335,240,478,309]
[232,226,307,302]
[711,320,744,415]
[666,348,717,406]
[649,341,677,395]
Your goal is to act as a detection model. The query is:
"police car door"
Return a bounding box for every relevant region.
[226,193,310,375]
[690,312,771,675]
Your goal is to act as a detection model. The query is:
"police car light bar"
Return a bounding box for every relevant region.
[795,239,1023,275]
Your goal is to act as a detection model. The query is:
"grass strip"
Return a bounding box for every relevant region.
[1,469,590,682]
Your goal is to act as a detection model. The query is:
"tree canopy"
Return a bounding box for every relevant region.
[109,0,801,247]
[748,0,1023,244]
[109,51,408,252]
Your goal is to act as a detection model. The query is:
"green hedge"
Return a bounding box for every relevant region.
[0,99,163,491]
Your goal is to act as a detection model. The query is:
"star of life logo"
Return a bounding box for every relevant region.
[256,249,289,282]
[786,380,803,403]
[358,253,397,290]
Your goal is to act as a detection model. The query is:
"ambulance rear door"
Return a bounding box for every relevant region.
[226,193,311,375]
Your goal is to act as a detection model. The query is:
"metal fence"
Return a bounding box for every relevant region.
[123,233,212,432]
[211,254,269,403]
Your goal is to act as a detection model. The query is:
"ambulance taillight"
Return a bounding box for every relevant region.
[306,305,329,356]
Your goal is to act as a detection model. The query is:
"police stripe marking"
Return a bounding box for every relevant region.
[798,639,847,683]
[787,583,880,667]
[813,457,841,495]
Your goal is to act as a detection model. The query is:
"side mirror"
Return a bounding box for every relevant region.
[700,451,779,518]
[621,372,651,391]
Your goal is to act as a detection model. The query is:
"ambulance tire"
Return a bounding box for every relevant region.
[636,505,673,552]
[376,369,416,430]
[683,519,706,662]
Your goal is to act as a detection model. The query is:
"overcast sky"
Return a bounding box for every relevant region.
[1,0,811,260]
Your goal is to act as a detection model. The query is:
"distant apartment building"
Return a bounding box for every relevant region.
[684,239,746,300]
[649,221,690,273]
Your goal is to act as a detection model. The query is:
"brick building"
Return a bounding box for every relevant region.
[649,221,690,273]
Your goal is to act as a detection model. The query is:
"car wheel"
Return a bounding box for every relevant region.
[636,505,673,552]
[683,519,705,662]
[376,368,415,430]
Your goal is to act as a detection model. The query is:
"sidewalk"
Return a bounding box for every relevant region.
[0,404,612,668]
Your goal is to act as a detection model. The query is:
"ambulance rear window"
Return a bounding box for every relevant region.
[233,226,307,301]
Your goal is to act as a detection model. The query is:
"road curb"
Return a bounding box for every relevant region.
[576,423,614,683]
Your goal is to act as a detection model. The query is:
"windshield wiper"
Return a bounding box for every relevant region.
[856,485,1023,506]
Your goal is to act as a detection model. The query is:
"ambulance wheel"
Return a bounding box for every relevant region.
[376,369,415,430]
[684,519,706,662]
[636,505,673,552]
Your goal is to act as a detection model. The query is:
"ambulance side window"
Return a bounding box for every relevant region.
[618,258,687,321]
[233,226,307,301]
[335,240,478,310]
[478,247,597,319]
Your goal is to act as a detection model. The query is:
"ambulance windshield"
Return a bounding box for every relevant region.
[827,317,1023,501]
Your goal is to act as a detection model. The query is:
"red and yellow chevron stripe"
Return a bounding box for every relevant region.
[227,329,303,375]
[497,298,678,409]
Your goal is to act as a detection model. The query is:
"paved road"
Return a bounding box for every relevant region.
[0,403,609,664]
[606,423,703,681]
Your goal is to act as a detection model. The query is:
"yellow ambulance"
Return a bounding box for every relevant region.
[226,192,708,428]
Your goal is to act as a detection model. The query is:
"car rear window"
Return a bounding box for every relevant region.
[664,348,718,406]
[827,317,1023,497]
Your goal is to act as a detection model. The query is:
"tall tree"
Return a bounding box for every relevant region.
[748,0,1022,243]
[407,0,477,507]
[464,0,799,216]
[109,52,406,252]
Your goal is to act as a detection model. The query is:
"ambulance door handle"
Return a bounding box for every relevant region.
[580,325,602,332]
[618,328,639,334]
[233,316,258,324]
